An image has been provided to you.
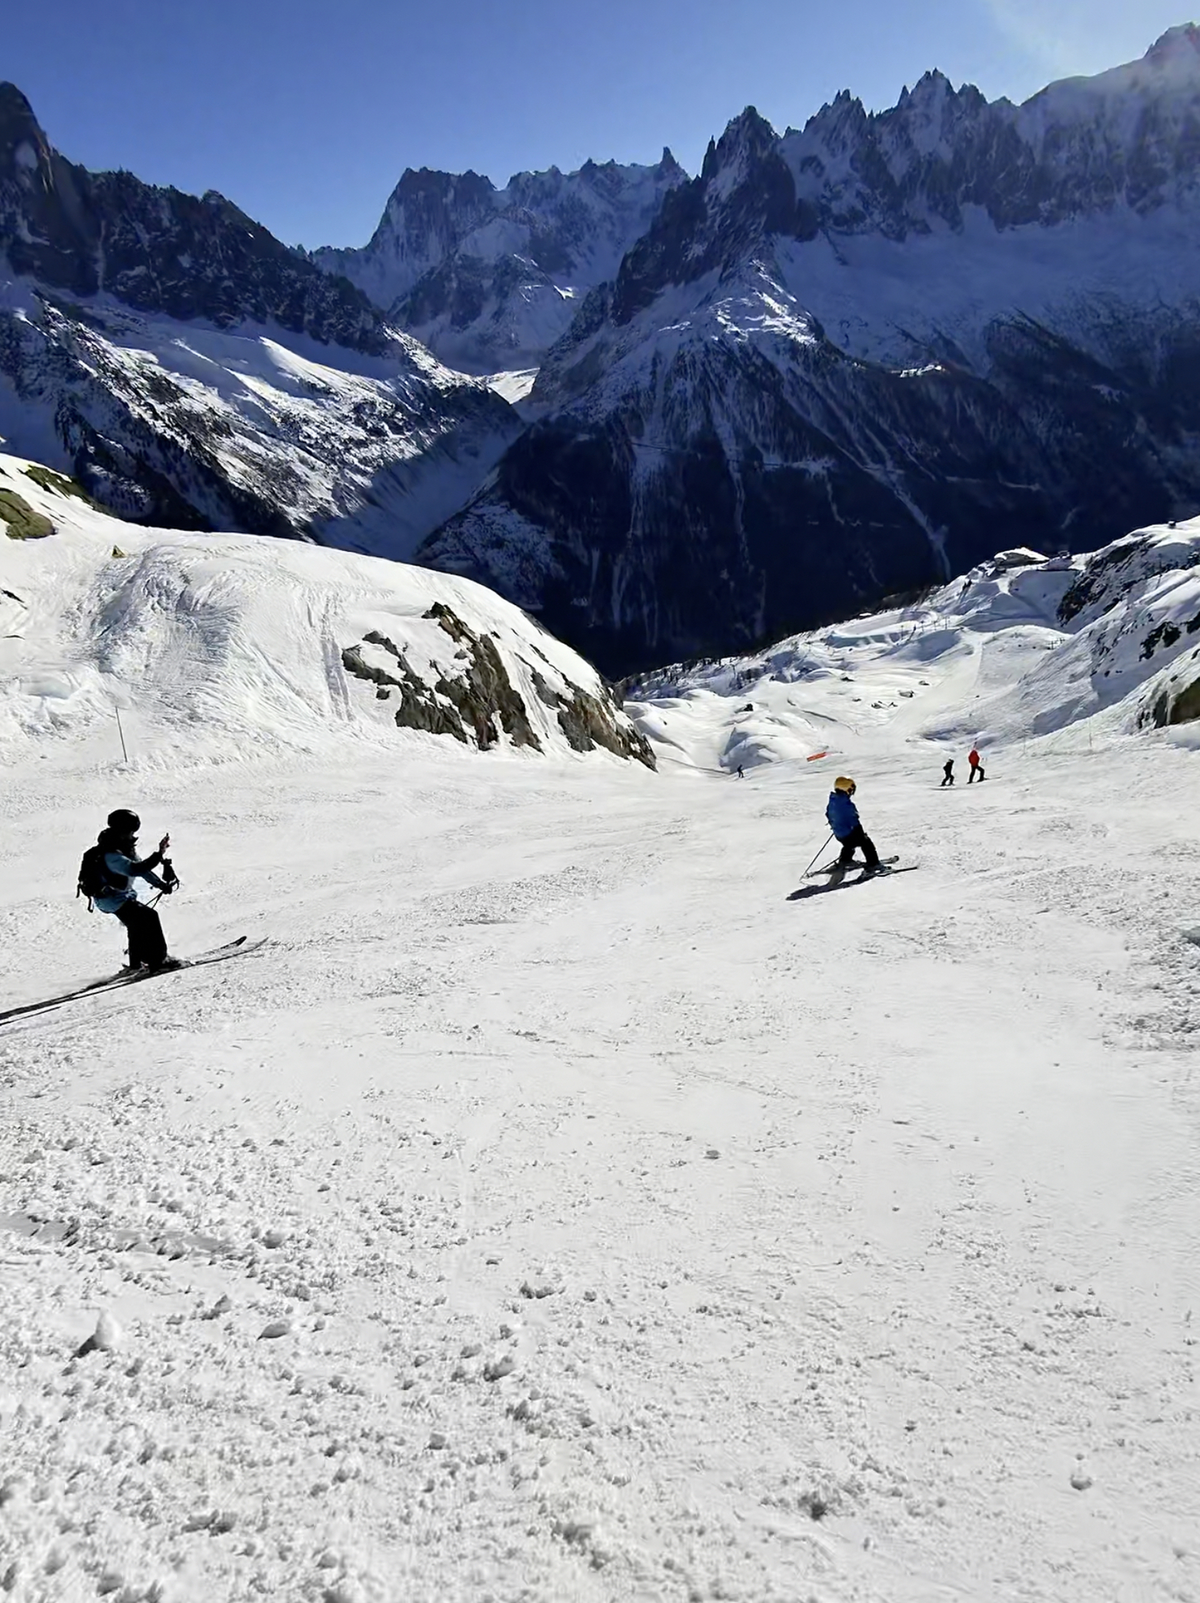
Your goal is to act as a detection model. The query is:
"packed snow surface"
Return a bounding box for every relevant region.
[1,494,1199,1601]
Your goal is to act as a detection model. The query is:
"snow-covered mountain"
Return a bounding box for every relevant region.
[0,451,652,768]
[0,85,521,552]
[422,27,1200,675]
[623,524,1200,774]
[312,153,687,373]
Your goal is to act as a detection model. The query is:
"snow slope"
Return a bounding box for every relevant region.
[625,525,1200,774]
[0,453,650,770]
[0,278,520,560]
[1,494,1198,1602]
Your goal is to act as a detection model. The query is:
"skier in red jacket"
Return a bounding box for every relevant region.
[968,747,986,783]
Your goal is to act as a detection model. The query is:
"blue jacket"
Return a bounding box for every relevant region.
[93,838,171,915]
[826,789,860,840]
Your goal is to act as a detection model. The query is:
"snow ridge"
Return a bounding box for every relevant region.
[623,525,1200,773]
[0,452,652,769]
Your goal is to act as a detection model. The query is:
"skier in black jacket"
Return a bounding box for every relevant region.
[86,809,178,971]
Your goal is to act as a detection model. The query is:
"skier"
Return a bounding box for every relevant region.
[941,758,955,787]
[825,776,882,870]
[967,747,986,783]
[80,809,178,972]
[735,764,745,780]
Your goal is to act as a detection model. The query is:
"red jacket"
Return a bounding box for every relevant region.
[968,749,980,767]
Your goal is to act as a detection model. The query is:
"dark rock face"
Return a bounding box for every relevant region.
[342,634,474,743]
[529,665,657,765]
[0,83,387,352]
[1060,530,1200,624]
[0,86,521,550]
[423,602,541,749]
[1146,653,1200,725]
[421,29,1200,675]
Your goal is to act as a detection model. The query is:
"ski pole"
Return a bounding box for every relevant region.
[803,832,834,875]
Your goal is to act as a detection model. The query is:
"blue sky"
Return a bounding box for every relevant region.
[3,0,1185,248]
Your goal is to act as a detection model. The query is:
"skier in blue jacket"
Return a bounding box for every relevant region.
[88,809,178,971]
[825,777,882,870]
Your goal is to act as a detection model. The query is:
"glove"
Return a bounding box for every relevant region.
[158,835,170,854]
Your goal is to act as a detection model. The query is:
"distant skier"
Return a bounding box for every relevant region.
[968,747,986,783]
[78,809,178,972]
[735,764,745,780]
[941,758,955,787]
[825,776,882,870]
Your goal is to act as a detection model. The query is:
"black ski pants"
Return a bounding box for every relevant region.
[941,772,954,786]
[116,900,168,969]
[836,824,880,868]
[968,765,985,783]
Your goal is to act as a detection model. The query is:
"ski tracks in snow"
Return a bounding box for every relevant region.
[0,745,1198,1601]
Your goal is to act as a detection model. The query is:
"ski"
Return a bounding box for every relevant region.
[789,864,918,900]
[806,854,900,878]
[0,937,264,1027]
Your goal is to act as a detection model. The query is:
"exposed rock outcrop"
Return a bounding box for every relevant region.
[339,608,655,766]
[0,487,53,539]
[1144,649,1200,726]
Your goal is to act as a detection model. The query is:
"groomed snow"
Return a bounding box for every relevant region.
[1,489,1198,1602]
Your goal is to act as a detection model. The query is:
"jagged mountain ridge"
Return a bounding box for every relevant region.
[312,152,687,373]
[0,84,520,550]
[420,26,1200,675]
[0,83,388,353]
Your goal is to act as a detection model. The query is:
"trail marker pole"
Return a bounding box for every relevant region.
[114,705,129,764]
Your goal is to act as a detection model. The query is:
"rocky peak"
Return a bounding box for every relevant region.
[1140,21,1200,70]
[0,84,398,354]
[0,82,48,169]
[379,167,496,238]
[313,148,688,369]
[701,106,779,184]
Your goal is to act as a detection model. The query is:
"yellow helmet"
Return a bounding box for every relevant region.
[834,775,856,793]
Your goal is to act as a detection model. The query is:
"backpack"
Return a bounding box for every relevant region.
[77,844,119,907]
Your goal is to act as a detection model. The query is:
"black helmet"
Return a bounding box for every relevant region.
[107,808,140,834]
